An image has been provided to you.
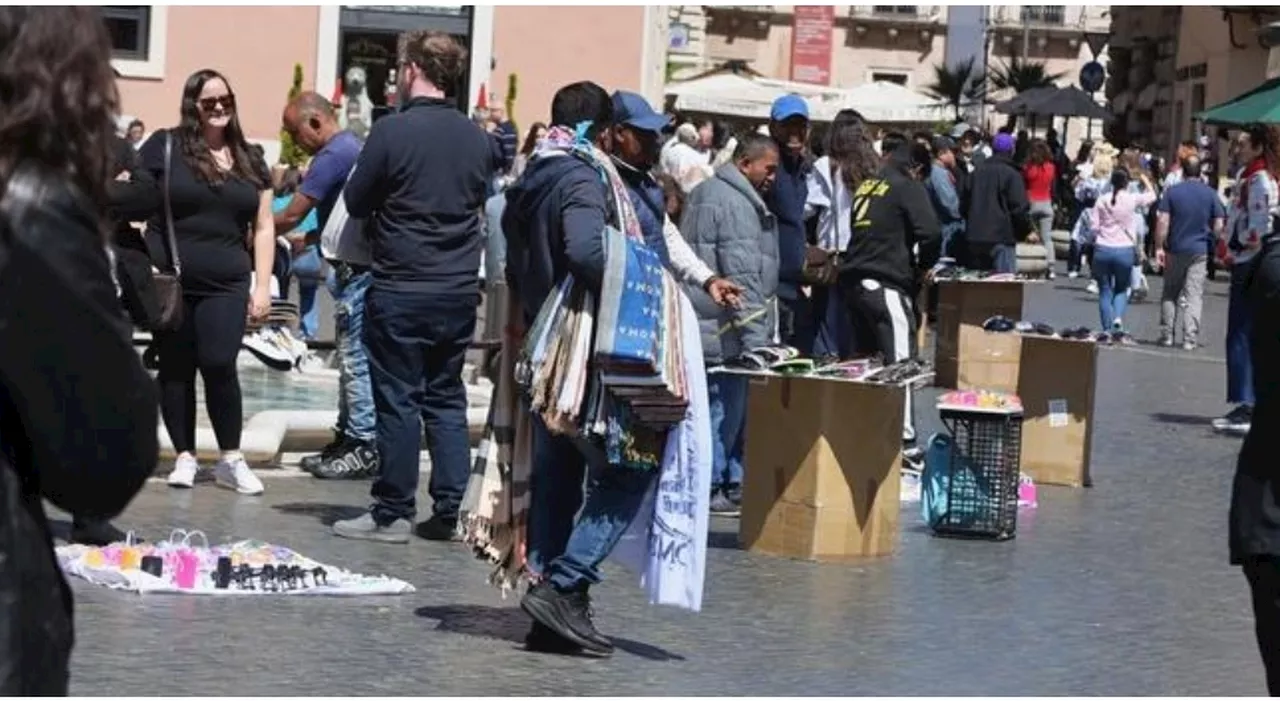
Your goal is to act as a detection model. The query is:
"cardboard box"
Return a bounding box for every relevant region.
[738,374,904,561]
[935,280,1025,389]
[1015,335,1097,487]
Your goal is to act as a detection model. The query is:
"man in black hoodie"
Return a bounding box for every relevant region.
[333,31,495,544]
[839,141,940,451]
[501,81,658,657]
[963,132,1031,273]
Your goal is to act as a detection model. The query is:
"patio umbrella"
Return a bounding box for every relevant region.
[992,86,1058,115]
[1197,76,1280,126]
[1021,86,1114,122]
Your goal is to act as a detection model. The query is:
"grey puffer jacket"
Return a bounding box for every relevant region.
[678,164,779,363]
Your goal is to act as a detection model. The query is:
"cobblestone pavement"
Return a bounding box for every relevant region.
[62,272,1264,695]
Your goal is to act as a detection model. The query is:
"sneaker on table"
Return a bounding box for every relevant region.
[1212,405,1253,434]
[214,455,264,495]
[167,453,200,489]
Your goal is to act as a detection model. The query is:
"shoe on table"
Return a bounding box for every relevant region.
[214,455,265,496]
[1212,405,1253,434]
[414,513,460,542]
[70,519,130,546]
[709,491,740,518]
[312,441,379,481]
[167,453,200,489]
[333,513,411,544]
[300,433,346,473]
[524,620,583,655]
[520,582,614,656]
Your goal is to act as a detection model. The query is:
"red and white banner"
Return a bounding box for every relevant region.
[790,5,834,86]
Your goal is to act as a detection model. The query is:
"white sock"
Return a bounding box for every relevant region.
[221,450,244,464]
[177,451,196,463]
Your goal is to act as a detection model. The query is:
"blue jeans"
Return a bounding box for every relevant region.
[708,372,747,490]
[333,267,375,443]
[812,286,853,359]
[1228,262,1256,405]
[1092,245,1134,329]
[365,284,476,524]
[291,243,324,340]
[526,412,658,591]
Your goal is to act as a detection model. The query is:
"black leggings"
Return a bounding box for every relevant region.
[1244,559,1280,695]
[156,292,247,453]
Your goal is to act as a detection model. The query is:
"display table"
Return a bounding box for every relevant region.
[730,371,905,562]
[934,279,1026,389]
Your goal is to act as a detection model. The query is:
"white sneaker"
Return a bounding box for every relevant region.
[1086,280,1099,295]
[167,453,199,488]
[214,456,265,496]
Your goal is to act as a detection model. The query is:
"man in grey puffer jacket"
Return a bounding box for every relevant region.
[679,133,781,515]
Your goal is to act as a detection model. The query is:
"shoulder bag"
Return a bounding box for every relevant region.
[151,131,184,330]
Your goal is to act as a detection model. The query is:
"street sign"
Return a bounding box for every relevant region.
[1079,61,1106,93]
[1084,31,1110,59]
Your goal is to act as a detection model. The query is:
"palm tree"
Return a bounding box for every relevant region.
[922,57,987,120]
[988,55,1066,95]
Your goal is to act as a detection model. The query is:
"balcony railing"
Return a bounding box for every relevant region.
[849,5,942,23]
[1020,5,1065,26]
[993,4,1082,30]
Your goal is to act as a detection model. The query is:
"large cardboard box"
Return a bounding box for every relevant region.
[1016,335,1097,487]
[738,374,904,561]
[935,280,1025,389]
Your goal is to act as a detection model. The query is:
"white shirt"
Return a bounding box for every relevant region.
[804,155,853,251]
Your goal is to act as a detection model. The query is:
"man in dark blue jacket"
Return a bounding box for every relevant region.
[501,81,657,657]
[333,31,495,545]
[764,94,813,352]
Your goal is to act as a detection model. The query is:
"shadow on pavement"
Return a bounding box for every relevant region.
[1150,412,1215,427]
[414,604,686,661]
[273,502,367,526]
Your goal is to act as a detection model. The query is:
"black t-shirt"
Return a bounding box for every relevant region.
[139,130,268,296]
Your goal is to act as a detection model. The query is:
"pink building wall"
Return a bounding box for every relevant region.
[118,6,320,143]
[490,6,647,132]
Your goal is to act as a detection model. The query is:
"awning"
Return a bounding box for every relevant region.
[1197,76,1280,126]
[815,81,948,123]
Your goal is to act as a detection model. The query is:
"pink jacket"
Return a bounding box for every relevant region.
[1091,190,1157,248]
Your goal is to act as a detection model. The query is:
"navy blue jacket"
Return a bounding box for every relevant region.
[765,150,810,300]
[344,96,496,295]
[501,152,608,324]
[614,160,670,264]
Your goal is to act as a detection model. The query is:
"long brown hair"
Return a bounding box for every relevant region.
[1027,139,1052,166]
[0,6,119,208]
[176,69,269,189]
[1244,123,1280,180]
[825,109,878,197]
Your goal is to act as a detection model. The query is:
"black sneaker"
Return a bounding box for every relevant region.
[300,432,346,474]
[1212,404,1253,435]
[311,442,379,480]
[524,620,583,655]
[520,582,613,655]
[70,518,129,546]
[414,513,460,542]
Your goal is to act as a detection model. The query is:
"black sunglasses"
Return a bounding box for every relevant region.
[198,94,236,112]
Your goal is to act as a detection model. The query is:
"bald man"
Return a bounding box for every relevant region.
[277,91,377,481]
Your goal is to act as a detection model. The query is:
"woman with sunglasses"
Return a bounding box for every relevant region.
[139,69,275,496]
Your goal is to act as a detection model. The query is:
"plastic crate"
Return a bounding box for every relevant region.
[933,406,1023,540]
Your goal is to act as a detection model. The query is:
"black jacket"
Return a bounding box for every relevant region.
[838,156,941,295]
[0,164,158,694]
[344,96,497,296]
[964,153,1031,247]
[501,152,609,325]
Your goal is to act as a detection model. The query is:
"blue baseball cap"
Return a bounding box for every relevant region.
[770,94,809,122]
[611,91,672,135]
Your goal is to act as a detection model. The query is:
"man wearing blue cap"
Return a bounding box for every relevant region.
[609,91,743,305]
[764,94,814,351]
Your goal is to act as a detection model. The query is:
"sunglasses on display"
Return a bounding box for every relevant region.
[198,95,236,112]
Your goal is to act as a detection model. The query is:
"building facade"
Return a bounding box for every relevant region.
[108,5,666,162]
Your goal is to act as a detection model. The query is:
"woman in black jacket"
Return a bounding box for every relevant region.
[0,6,159,694]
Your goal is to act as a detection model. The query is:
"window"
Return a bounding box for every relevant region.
[1020,5,1065,24]
[872,6,918,16]
[872,72,908,86]
[101,6,151,61]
